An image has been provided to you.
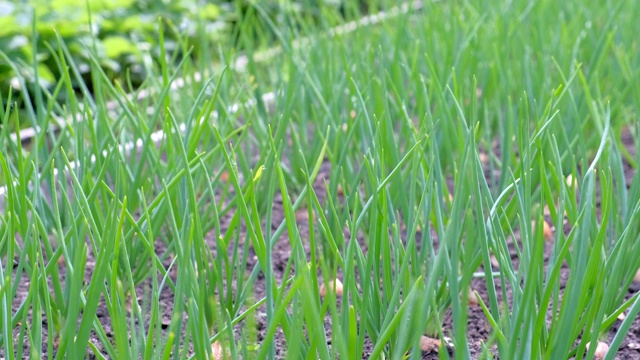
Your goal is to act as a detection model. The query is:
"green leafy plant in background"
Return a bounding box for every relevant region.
[0,0,229,130]
[0,0,381,131]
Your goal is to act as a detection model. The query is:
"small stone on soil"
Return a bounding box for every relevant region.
[628,342,640,350]
[566,174,577,189]
[211,341,229,360]
[543,220,553,241]
[490,254,500,269]
[586,341,609,360]
[532,219,553,241]
[319,278,343,297]
[219,171,229,183]
[467,288,479,306]
[444,193,453,203]
[420,336,441,353]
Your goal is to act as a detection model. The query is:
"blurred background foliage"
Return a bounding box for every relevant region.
[0,0,374,123]
[0,0,229,96]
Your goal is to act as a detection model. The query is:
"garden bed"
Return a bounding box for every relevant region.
[5,133,640,359]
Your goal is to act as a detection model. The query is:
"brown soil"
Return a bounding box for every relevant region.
[4,131,640,359]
